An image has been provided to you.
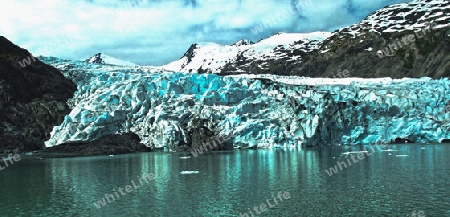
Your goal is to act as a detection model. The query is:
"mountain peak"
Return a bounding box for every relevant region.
[86,53,104,64]
[232,39,255,46]
[86,53,137,66]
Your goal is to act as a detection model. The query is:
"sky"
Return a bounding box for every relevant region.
[0,0,412,66]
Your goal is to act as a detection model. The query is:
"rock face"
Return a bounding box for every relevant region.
[86,53,104,64]
[40,56,450,149]
[41,132,151,157]
[163,0,450,79]
[0,36,76,154]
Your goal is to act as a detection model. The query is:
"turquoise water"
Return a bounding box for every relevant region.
[0,144,449,216]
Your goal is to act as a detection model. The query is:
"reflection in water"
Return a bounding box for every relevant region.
[0,144,449,216]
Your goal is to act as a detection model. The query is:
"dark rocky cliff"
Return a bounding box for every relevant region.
[0,36,76,154]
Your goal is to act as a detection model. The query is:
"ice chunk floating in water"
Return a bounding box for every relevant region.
[180,171,200,174]
[380,149,398,152]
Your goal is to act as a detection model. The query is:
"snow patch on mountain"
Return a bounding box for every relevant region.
[336,0,450,37]
[162,32,331,74]
[86,53,137,66]
[162,0,450,76]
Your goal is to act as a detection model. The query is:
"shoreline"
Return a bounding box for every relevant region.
[4,142,443,159]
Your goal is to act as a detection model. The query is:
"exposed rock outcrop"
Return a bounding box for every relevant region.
[86,53,105,64]
[85,53,137,66]
[40,132,151,157]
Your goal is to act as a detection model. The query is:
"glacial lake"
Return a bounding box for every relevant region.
[1,144,449,216]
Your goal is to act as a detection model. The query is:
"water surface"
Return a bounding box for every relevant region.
[0,144,449,216]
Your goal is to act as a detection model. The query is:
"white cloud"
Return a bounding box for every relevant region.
[0,0,411,65]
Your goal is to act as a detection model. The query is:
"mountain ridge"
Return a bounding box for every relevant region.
[162,0,450,78]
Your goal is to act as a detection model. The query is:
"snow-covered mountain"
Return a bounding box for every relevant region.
[162,32,331,74]
[163,0,450,78]
[86,53,137,66]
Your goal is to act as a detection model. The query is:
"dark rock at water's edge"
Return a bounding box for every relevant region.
[0,36,77,154]
[39,133,151,157]
[441,139,450,143]
[391,138,414,144]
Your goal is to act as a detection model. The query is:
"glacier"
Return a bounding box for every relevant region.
[42,57,450,150]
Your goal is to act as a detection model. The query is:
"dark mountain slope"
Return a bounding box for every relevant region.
[0,36,76,154]
[166,0,450,79]
[288,0,450,78]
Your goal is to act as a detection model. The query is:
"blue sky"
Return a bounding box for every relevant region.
[0,0,411,65]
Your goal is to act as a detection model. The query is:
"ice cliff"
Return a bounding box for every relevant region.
[42,58,450,149]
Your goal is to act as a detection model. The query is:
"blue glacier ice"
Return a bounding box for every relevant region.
[42,58,450,150]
